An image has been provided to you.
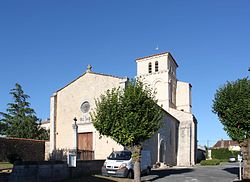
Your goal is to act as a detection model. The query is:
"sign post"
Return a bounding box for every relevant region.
[67,152,77,167]
[238,154,242,180]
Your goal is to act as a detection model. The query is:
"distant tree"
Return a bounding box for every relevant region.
[91,80,162,182]
[212,77,250,142]
[0,83,49,140]
[0,122,6,135]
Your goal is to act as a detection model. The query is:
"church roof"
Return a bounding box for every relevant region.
[55,70,126,93]
[159,106,180,124]
[136,51,179,67]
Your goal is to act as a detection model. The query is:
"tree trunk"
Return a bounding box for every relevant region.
[133,145,142,182]
[241,139,250,180]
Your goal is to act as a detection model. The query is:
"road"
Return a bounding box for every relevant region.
[59,162,240,182]
[141,162,240,182]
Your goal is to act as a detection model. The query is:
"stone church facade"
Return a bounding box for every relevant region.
[50,52,197,166]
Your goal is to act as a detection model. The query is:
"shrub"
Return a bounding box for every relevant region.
[200,159,220,166]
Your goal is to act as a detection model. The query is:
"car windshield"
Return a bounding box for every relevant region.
[108,151,132,160]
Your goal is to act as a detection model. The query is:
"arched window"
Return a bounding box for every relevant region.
[155,61,159,72]
[148,62,152,74]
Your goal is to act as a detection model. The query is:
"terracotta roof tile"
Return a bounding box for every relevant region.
[4,137,47,142]
[213,140,239,148]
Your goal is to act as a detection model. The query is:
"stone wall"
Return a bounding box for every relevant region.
[241,139,250,180]
[0,137,46,162]
[9,160,105,182]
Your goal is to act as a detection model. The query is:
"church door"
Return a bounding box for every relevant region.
[78,132,93,151]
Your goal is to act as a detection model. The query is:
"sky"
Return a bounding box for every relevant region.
[0,0,249,147]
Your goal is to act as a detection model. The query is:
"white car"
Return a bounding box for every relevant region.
[229,156,236,162]
[102,150,152,178]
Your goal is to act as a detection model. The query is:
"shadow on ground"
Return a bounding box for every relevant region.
[61,174,132,182]
[62,169,194,182]
[142,168,193,181]
[0,172,11,182]
[223,167,239,178]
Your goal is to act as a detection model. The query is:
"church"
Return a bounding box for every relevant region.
[49,52,197,166]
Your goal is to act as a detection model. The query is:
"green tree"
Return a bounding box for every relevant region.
[91,80,162,182]
[212,77,250,142]
[0,83,49,140]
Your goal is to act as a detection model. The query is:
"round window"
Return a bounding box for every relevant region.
[80,101,90,113]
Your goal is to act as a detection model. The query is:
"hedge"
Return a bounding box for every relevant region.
[200,159,220,166]
[211,148,240,160]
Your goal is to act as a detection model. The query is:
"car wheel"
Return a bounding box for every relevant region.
[127,170,134,179]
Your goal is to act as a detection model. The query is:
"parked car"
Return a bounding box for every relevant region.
[228,156,236,162]
[102,150,152,178]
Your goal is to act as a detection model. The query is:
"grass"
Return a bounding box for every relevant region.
[0,162,13,170]
[0,162,13,175]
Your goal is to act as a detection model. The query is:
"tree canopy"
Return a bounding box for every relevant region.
[212,77,250,142]
[0,83,49,140]
[92,80,162,147]
[91,80,162,182]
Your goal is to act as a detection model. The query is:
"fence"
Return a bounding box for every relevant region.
[77,150,94,160]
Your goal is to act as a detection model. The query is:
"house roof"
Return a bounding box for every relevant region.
[135,51,179,67]
[41,119,50,124]
[159,106,180,125]
[0,136,47,142]
[213,140,239,148]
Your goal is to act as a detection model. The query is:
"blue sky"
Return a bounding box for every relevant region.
[0,1,249,147]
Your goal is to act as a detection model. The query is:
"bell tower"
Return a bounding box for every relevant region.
[136,52,178,111]
[136,52,196,166]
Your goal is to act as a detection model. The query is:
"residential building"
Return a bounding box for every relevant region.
[213,139,240,151]
[40,119,50,130]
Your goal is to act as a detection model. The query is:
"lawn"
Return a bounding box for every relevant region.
[0,162,13,172]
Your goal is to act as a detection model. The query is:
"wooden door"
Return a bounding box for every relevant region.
[77,132,93,151]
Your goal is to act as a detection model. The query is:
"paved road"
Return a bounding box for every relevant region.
[141,162,240,182]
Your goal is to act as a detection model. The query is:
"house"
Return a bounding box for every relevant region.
[196,145,206,163]
[49,52,197,166]
[213,139,240,151]
[40,119,50,130]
